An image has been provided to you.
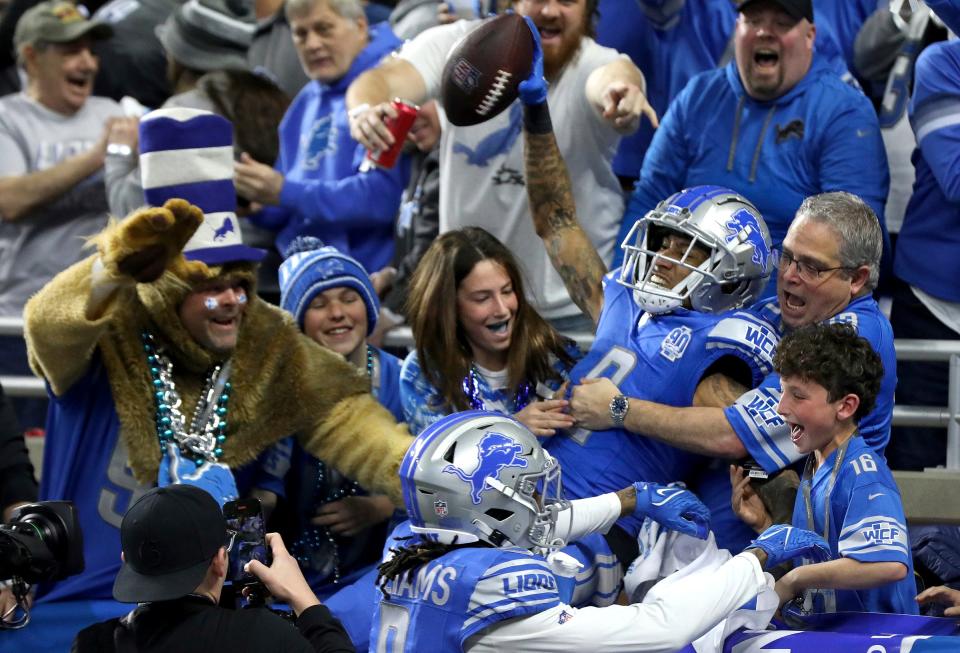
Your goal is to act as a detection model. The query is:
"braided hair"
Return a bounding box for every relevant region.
[376,537,482,599]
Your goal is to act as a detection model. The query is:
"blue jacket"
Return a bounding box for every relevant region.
[895,40,960,302]
[597,0,855,180]
[596,0,736,179]
[619,55,890,271]
[251,24,409,272]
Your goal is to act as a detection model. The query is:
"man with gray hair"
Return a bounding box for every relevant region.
[235,0,407,274]
[565,191,896,548]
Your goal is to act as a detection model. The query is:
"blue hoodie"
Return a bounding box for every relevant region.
[251,23,409,272]
[894,39,960,302]
[618,55,890,273]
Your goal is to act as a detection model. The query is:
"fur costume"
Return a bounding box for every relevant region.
[24,203,411,503]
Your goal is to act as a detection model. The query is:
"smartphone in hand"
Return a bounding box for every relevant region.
[223,498,272,596]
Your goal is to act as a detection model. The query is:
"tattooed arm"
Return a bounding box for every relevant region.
[522,105,608,327]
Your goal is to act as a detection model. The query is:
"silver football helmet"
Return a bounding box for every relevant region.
[400,410,568,552]
[619,185,772,314]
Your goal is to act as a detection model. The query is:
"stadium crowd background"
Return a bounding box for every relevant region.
[1,0,960,650]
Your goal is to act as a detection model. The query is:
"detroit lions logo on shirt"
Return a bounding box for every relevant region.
[301,115,337,170]
[660,326,692,361]
[452,103,522,167]
[443,431,527,504]
[725,208,769,272]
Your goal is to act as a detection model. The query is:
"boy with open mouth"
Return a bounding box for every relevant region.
[732,322,918,617]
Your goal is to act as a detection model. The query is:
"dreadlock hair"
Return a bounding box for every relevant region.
[376,537,483,599]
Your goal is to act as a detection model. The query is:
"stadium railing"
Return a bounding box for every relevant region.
[3,316,959,521]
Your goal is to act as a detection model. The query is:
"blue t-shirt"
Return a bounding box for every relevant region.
[790,436,918,615]
[547,272,778,538]
[726,294,897,473]
[37,355,146,602]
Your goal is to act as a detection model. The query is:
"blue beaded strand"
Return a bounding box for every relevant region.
[142,331,231,464]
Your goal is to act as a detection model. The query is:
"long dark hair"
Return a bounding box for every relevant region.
[406,227,574,412]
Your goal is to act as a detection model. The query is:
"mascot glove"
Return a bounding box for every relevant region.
[158,442,238,508]
[750,524,832,569]
[518,16,548,106]
[96,198,206,284]
[633,481,710,540]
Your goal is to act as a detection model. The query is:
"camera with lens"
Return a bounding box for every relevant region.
[0,501,84,584]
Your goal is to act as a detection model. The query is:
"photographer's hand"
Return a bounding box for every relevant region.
[246,533,320,617]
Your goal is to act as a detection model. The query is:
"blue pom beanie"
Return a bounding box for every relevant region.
[279,237,380,335]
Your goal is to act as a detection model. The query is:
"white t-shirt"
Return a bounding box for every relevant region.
[400,21,626,321]
[0,93,122,316]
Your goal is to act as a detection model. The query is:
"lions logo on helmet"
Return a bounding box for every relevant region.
[442,431,528,504]
[619,185,772,315]
[401,411,568,551]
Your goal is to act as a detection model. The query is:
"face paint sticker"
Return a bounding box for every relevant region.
[205,297,219,311]
[237,293,247,304]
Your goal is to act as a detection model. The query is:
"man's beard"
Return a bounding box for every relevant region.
[543,33,583,79]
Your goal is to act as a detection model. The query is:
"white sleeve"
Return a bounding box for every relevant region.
[397,20,476,99]
[466,553,772,653]
[553,492,621,543]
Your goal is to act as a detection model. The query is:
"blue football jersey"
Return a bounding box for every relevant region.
[726,295,897,473]
[547,273,778,537]
[37,355,150,602]
[370,525,561,652]
[790,437,917,615]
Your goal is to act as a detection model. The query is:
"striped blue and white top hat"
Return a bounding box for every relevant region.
[139,107,265,266]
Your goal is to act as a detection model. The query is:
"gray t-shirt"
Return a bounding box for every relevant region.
[0,93,122,316]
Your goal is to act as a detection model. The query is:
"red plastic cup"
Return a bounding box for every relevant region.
[365,98,419,169]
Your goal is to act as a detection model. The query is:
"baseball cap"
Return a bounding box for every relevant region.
[737,0,814,23]
[113,485,227,603]
[14,1,113,50]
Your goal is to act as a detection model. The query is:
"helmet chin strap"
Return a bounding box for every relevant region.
[471,519,513,547]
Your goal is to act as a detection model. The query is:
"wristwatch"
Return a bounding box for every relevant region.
[609,393,629,427]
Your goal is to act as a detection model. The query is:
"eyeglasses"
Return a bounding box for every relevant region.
[224,528,238,553]
[772,247,853,283]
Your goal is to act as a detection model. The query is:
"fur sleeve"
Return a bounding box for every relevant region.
[299,394,412,506]
[23,255,135,396]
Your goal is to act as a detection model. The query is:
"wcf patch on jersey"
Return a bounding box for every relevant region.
[660,326,692,362]
[558,610,574,624]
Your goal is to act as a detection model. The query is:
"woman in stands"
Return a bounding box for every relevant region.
[401,227,578,435]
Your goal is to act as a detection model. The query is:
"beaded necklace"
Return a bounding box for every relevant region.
[143,330,232,466]
[292,345,373,584]
[461,364,534,412]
